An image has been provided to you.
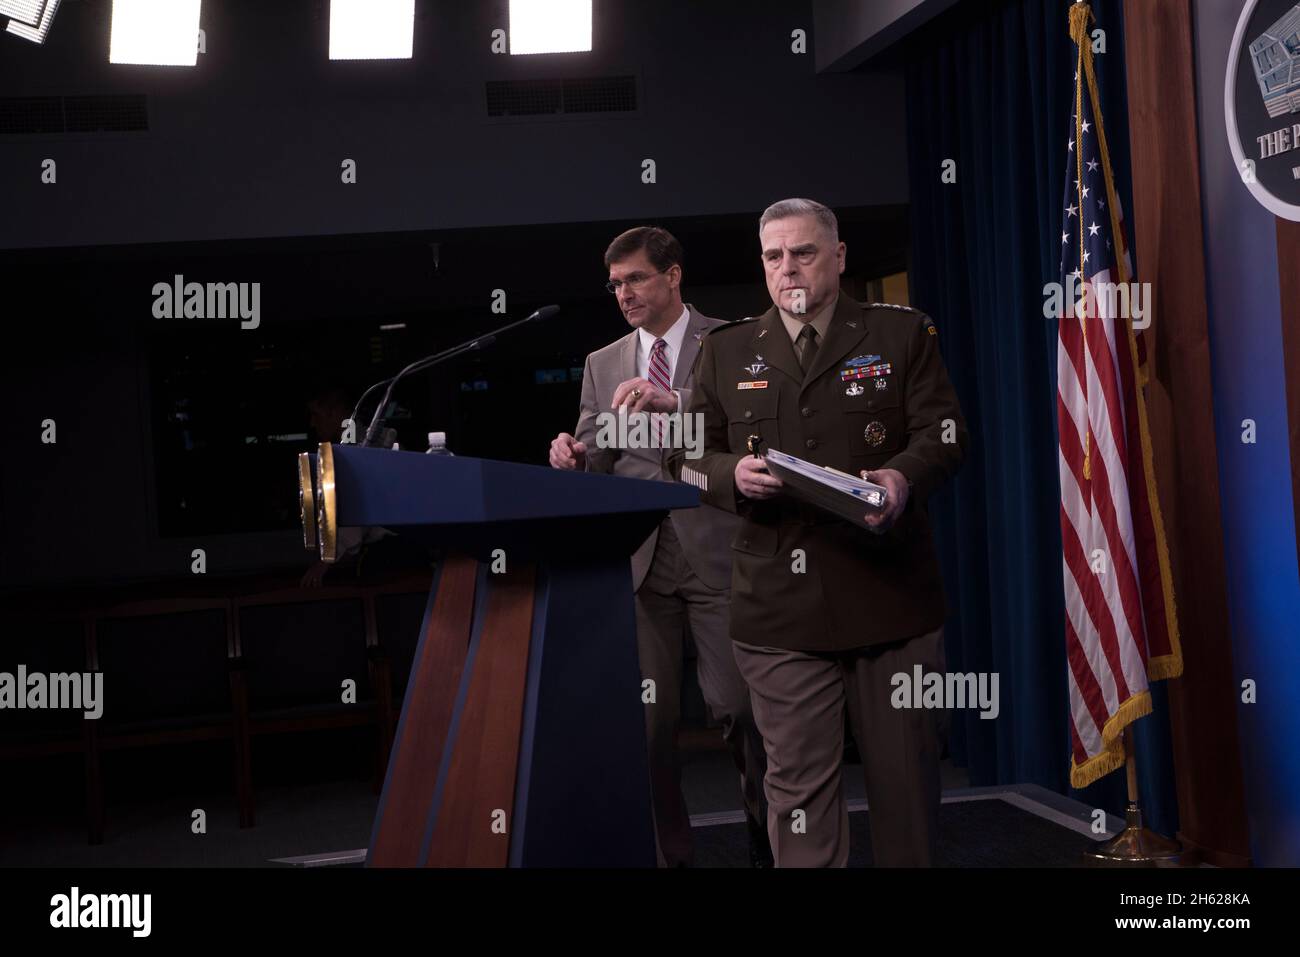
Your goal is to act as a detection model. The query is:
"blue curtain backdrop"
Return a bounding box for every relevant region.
[903,0,1179,835]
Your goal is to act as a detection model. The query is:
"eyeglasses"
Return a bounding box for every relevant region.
[605,270,665,294]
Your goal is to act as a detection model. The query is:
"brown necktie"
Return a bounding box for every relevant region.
[797,325,820,376]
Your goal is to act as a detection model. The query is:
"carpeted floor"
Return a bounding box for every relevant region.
[692,799,1098,868]
[0,731,1101,867]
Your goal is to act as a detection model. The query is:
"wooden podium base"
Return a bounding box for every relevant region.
[367,553,655,867]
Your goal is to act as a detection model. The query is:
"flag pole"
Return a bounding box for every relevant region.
[1083,728,1182,865]
[1065,0,1183,867]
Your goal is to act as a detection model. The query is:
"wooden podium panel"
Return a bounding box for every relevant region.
[424,566,535,867]
[368,555,478,867]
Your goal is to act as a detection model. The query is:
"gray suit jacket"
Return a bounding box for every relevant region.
[574,304,739,592]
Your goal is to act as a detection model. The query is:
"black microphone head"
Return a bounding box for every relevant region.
[533,305,561,321]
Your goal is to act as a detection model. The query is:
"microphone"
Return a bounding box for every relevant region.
[354,305,559,448]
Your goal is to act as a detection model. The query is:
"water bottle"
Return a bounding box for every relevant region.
[426,431,453,455]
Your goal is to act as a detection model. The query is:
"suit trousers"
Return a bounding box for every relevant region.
[732,626,946,868]
[634,519,766,867]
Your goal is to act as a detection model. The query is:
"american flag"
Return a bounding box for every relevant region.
[1055,12,1182,789]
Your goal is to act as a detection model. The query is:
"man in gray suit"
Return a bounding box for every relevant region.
[548,226,769,868]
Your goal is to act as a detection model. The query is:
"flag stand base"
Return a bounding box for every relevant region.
[1084,802,1183,866]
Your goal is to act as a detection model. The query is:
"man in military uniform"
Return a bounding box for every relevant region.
[669,198,968,867]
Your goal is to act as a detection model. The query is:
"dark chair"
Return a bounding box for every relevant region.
[373,587,430,704]
[366,570,436,777]
[0,610,88,760]
[232,583,387,826]
[84,598,237,845]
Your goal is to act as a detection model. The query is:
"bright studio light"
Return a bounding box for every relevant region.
[509,0,592,55]
[2,0,64,44]
[109,0,202,66]
[329,0,414,61]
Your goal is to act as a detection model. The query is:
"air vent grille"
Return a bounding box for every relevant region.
[486,75,636,117]
[0,94,148,134]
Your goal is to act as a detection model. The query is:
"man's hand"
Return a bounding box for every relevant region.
[861,468,909,532]
[611,377,678,414]
[735,456,783,499]
[549,432,587,470]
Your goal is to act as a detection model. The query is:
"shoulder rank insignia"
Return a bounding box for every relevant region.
[708,317,758,336]
[866,301,936,334]
[865,302,919,314]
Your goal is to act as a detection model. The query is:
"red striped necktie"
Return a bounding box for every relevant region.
[648,338,672,444]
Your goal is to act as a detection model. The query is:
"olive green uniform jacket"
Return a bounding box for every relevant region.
[668,292,969,652]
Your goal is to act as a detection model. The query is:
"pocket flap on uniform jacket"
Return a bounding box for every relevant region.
[731,519,779,556]
[733,387,780,421]
[727,386,782,455]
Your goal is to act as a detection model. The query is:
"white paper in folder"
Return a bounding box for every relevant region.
[761,447,888,528]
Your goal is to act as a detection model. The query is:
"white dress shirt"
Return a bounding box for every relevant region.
[636,305,690,411]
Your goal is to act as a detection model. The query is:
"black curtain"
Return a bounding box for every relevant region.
[904,0,1178,835]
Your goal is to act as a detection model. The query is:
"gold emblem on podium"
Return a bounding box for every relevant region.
[298,452,317,551]
[316,442,338,563]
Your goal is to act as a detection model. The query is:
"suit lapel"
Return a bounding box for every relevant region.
[619,329,639,387]
[673,305,708,390]
[748,308,802,386]
[800,293,870,393]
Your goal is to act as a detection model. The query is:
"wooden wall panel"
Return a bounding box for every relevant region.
[1123,0,1251,866]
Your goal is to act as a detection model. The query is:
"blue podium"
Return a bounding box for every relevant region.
[301,443,699,867]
